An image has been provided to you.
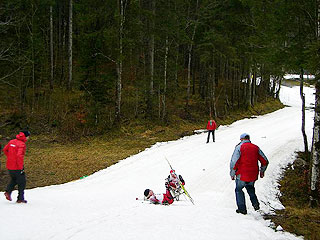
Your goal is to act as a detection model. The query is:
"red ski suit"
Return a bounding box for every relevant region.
[148,189,174,205]
[3,132,28,170]
[206,120,217,130]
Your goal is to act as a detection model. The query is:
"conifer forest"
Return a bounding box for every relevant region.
[0,0,319,136]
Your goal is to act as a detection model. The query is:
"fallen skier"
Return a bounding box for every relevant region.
[143,187,174,205]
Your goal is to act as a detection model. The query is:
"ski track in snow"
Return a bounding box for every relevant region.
[0,85,314,240]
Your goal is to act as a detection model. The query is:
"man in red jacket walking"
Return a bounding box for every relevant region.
[206,119,217,143]
[3,131,30,203]
[230,133,268,214]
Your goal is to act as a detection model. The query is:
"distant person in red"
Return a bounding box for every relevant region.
[3,131,30,203]
[206,119,217,143]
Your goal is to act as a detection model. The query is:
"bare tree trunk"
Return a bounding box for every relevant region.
[310,80,320,207]
[246,68,252,109]
[251,70,256,106]
[162,37,169,121]
[58,2,66,86]
[186,26,196,108]
[186,0,198,110]
[300,68,309,156]
[186,43,192,107]
[175,44,179,89]
[50,5,54,90]
[115,0,126,123]
[68,0,73,91]
[310,1,320,207]
[238,63,243,108]
[275,77,282,99]
[27,3,36,110]
[146,0,155,117]
[231,61,235,108]
[150,0,155,94]
[158,87,161,118]
[211,51,217,118]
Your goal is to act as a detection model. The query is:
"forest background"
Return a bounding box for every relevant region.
[1,0,318,139]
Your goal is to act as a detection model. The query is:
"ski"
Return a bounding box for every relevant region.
[180,184,195,205]
[164,156,195,205]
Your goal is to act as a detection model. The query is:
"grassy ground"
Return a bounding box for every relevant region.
[0,98,283,189]
[265,152,320,240]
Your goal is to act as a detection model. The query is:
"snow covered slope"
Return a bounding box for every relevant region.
[0,85,314,240]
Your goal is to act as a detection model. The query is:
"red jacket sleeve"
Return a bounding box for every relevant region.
[3,142,9,156]
[16,144,26,169]
[212,121,217,130]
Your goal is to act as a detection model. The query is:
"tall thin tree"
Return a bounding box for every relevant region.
[115,0,127,123]
[186,0,199,110]
[310,0,320,207]
[68,0,73,90]
[50,5,54,90]
[300,68,309,156]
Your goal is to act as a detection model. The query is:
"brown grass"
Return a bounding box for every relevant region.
[0,98,283,190]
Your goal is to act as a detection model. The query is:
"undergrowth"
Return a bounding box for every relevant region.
[0,97,283,190]
[265,152,320,240]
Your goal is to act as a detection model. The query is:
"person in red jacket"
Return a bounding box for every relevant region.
[3,131,30,203]
[230,133,268,215]
[206,119,217,143]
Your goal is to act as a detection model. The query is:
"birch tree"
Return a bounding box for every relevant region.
[310,78,320,207]
[310,0,320,207]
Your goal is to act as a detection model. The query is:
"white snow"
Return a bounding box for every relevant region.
[0,85,315,240]
[284,74,315,80]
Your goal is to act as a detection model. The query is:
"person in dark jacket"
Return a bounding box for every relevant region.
[3,131,30,203]
[206,119,217,143]
[230,133,268,214]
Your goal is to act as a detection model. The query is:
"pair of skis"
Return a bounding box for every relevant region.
[165,157,195,205]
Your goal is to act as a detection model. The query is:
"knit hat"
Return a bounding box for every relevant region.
[21,130,31,137]
[240,133,249,139]
[144,189,150,197]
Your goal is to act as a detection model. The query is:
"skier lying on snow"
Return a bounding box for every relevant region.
[144,186,174,205]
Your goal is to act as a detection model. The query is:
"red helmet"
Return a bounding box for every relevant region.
[170,170,175,174]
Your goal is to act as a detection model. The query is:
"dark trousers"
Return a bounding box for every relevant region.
[207,130,215,142]
[6,170,26,201]
[235,179,259,211]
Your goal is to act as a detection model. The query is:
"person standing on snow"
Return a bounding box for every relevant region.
[230,133,268,215]
[144,187,174,205]
[206,119,217,143]
[3,131,30,203]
